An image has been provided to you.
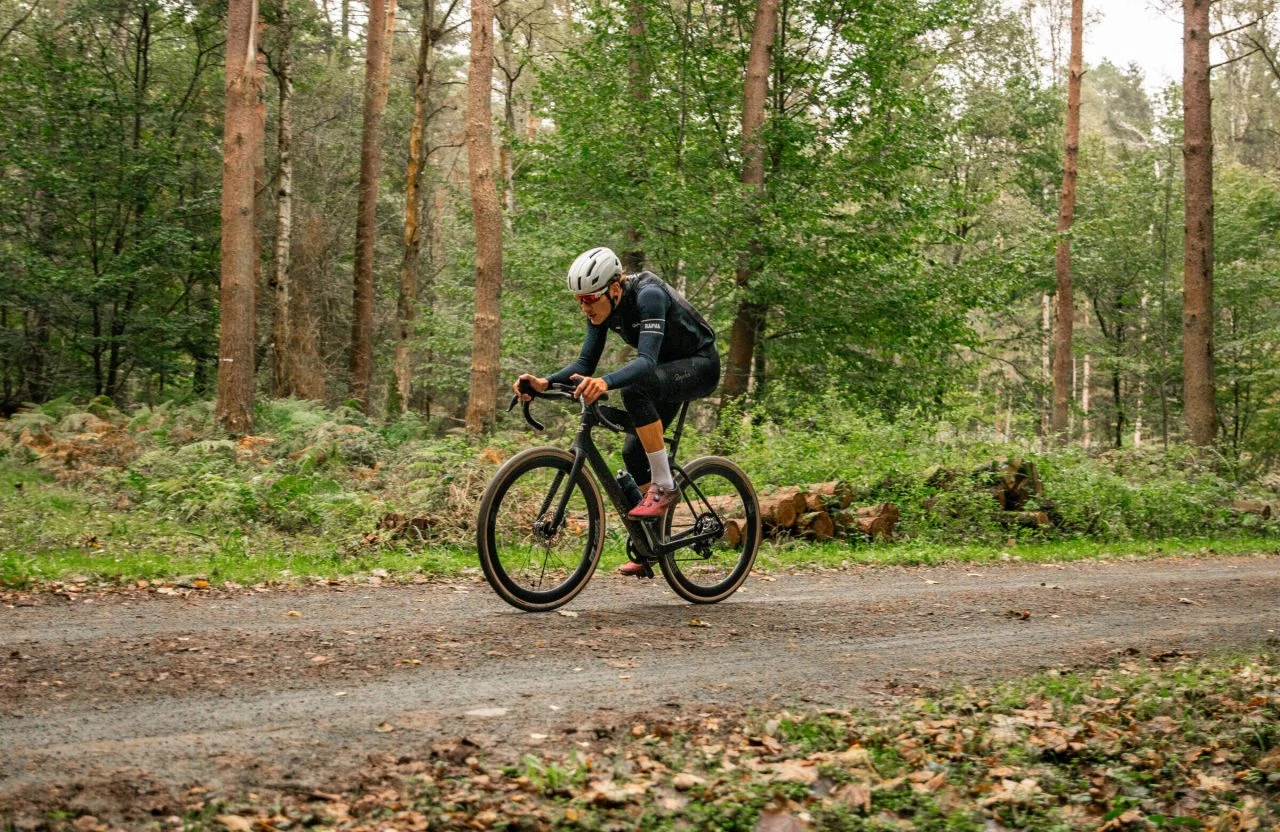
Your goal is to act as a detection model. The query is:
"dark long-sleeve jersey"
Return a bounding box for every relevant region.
[546,272,717,390]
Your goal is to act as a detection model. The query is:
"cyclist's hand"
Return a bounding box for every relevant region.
[513,374,548,402]
[570,374,608,404]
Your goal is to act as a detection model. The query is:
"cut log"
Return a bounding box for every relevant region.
[802,481,854,510]
[1229,500,1273,519]
[796,510,834,540]
[771,487,810,515]
[834,502,898,541]
[703,495,747,517]
[987,458,1043,511]
[998,510,1050,528]
[670,511,746,547]
[760,495,798,530]
[721,518,745,547]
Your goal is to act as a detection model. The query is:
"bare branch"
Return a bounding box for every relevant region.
[1211,16,1264,40]
[0,0,41,52]
[1244,33,1280,82]
[1210,45,1263,70]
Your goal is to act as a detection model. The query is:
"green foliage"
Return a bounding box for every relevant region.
[711,390,1277,543]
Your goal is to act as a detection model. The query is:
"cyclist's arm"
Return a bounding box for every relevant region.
[546,323,607,386]
[601,286,667,389]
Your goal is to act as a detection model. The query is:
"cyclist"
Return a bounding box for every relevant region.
[514,247,719,570]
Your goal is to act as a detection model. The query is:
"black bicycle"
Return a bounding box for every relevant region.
[476,382,762,612]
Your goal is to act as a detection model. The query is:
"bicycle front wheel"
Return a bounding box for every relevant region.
[477,448,605,612]
[658,455,761,603]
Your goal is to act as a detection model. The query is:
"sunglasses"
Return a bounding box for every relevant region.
[575,289,607,305]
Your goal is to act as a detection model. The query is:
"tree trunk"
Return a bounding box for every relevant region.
[720,0,779,410]
[215,0,262,435]
[1183,0,1217,445]
[1041,292,1051,439]
[271,0,296,398]
[395,0,436,415]
[1135,293,1147,448]
[622,0,649,273]
[1050,0,1083,442]
[465,0,503,434]
[496,7,518,218]
[1082,351,1092,450]
[349,0,393,413]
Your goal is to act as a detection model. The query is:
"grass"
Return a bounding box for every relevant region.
[1,458,1276,589]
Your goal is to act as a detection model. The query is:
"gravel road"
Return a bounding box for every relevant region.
[2,555,1278,821]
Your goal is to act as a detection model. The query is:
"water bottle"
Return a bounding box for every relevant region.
[616,470,643,510]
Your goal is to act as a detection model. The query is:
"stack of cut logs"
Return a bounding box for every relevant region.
[756,481,899,542]
[987,458,1052,528]
[677,481,896,545]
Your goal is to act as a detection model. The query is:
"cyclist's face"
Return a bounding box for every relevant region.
[576,286,613,324]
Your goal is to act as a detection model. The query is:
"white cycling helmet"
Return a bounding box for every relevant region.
[566,247,622,295]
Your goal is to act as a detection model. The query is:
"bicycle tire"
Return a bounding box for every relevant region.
[658,455,761,603]
[477,447,605,612]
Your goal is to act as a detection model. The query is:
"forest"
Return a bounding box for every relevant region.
[2,0,1277,464]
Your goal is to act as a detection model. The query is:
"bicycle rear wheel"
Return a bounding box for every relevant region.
[477,448,605,612]
[658,456,761,603]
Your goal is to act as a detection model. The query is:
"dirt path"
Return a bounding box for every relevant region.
[2,555,1279,821]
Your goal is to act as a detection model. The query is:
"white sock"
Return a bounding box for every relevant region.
[646,449,675,490]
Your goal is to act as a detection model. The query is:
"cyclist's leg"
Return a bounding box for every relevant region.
[621,353,720,489]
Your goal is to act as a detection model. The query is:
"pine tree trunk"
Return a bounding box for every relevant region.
[271,0,296,398]
[622,0,649,273]
[395,0,435,415]
[1183,0,1217,445]
[465,0,503,434]
[720,0,779,410]
[349,0,393,413]
[215,0,262,435]
[1051,0,1083,442]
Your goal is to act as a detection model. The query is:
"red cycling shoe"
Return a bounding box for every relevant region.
[627,484,679,519]
[617,561,650,577]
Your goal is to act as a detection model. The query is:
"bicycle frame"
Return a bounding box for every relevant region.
[516,388,721,560]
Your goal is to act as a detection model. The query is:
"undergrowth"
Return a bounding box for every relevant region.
[0,395,1276,588]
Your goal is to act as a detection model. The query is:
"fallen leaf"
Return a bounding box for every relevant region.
[287,610,301,618]
[375,721,395,733]
[214,817,253,832]
[673,772,706,790]
[755,806,809,832]
[587,779,648,805]
[831,782,871,812]
[557,609,579,618]
[689,617,712,628]
[1195,772,1233,792]
[979,778,1043,807]
[764,759,818,785]
[1099,808,1144,830]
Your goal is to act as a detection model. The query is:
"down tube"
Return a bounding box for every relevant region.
[578,438,656,557]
